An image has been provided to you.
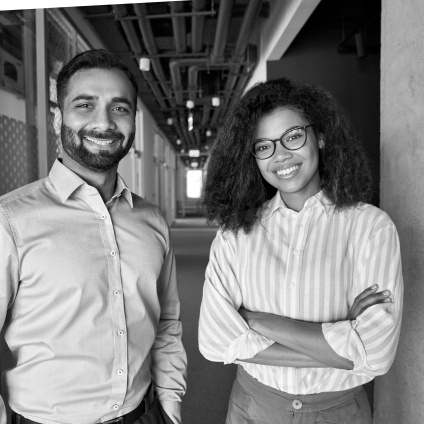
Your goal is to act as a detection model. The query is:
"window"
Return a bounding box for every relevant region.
[186,170,203,199]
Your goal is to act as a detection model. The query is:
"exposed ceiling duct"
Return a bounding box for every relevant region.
[81,0,269,167]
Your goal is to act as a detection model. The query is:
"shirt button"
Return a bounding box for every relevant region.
[113,290,120,296]
[118,330,124,336]
[113,404,119,411]
[117,369,124,375]
[101,214,107,220]
[290,282,296,288]
[292,399,302,409]
[110,250,116,256]
[298,223,303,228]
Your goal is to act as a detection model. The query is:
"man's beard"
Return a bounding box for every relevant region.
[60,124,135,172]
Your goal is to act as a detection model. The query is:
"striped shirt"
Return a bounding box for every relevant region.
[199,190,403,394]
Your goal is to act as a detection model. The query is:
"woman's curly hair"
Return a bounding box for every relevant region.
[201,77,373,234]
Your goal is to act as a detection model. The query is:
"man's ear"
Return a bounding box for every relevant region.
[53,108,62,135]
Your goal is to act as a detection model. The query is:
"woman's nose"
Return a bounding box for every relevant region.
[273,141,293,160]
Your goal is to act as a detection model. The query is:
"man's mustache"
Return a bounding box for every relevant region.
[78,129,125,142]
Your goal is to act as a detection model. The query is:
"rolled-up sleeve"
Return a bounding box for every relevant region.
[322,222,403,377]
[151,221,187,403]
[199,231,274,364]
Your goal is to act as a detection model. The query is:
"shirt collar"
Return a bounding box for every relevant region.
[49,159,133,207]
[261,189,334,221]
[109,173,133,208]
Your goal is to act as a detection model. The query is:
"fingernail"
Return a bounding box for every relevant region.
[382,290,390,295]
[371,285,378,290]
[384,297,392,302]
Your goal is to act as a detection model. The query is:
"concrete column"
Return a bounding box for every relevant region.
[375,1,424,423]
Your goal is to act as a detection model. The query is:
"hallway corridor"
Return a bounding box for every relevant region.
[171,218,237,424]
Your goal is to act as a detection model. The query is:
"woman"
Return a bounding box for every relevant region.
[198,78,403,424]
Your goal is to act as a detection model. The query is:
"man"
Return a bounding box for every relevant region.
[0,49,186,424]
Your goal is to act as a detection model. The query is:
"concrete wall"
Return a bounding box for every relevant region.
[374,2,424,423]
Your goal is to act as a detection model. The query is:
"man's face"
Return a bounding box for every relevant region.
[54,68,136,173]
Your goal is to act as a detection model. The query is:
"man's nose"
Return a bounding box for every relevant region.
[91,108,117,131]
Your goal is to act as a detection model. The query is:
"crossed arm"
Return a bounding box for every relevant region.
[199,224,403,375]
[238,286,392,369]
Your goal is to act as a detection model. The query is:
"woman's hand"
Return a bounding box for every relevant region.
[347,285,392,320]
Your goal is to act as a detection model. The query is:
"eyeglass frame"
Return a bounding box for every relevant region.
[251,124,314,160]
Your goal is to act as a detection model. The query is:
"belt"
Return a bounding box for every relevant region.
[12,384,153,424]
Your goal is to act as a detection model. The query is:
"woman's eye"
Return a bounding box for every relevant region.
[286,134,300,142]
[255,144,270,152]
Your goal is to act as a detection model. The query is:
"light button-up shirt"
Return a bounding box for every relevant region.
[0,160,186,424]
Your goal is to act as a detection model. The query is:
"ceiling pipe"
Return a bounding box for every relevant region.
[224,0,263,93]
[170,2,187,54]
[112,5,143,56]
[192,0,206,53]
[220,0,263,119]
[141,71,168,109]
[170,58,207,105]
[201,104,211,127]
[112,5,168,109]
[194,128,202,148]
[210,0,235,64]
[133,3,173,103]
[170,0,235,109]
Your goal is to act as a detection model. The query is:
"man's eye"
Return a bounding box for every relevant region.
[76,104,92,109]
[113,106,130,113]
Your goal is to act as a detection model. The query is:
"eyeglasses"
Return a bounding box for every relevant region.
[251,124,314,160]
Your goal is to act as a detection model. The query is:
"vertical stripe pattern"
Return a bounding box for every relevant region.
[199,191,403,394]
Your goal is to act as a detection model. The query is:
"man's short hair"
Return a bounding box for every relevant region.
[56,49,138,110]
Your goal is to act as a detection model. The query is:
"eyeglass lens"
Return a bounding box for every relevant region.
[252,127,307,159]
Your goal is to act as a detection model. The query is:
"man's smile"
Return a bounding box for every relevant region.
[83,135,117,146]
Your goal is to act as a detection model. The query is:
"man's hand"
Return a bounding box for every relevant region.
[347,285,392,320]
[160,400,181,424]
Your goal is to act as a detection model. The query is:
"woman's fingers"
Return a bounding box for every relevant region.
[348,286,392,320]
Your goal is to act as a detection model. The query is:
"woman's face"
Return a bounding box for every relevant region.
[254,108,324,211]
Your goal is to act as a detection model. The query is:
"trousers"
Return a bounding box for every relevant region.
[226,366,372,424]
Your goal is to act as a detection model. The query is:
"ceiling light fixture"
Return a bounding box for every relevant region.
[212,96,220,107]
[206,129,212,137]
[189,149,200,157]
[139,57,151,71]
[176,138,182,145]
[167,117,173,125]
[188,112,194,132]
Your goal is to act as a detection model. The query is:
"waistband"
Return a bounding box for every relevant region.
[12,383,154,424]
[236,366,363,412]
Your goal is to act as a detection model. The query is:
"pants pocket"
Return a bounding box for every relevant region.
[317,389,372,424]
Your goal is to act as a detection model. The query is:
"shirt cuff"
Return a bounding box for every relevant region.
[223,328,275,364]
[322,320,368,372]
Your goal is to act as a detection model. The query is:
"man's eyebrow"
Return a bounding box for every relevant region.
[112,97,134,108]
[69,95,134,109]
[70,94,98,103]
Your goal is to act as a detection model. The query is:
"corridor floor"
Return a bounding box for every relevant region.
[171,218,237,424]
